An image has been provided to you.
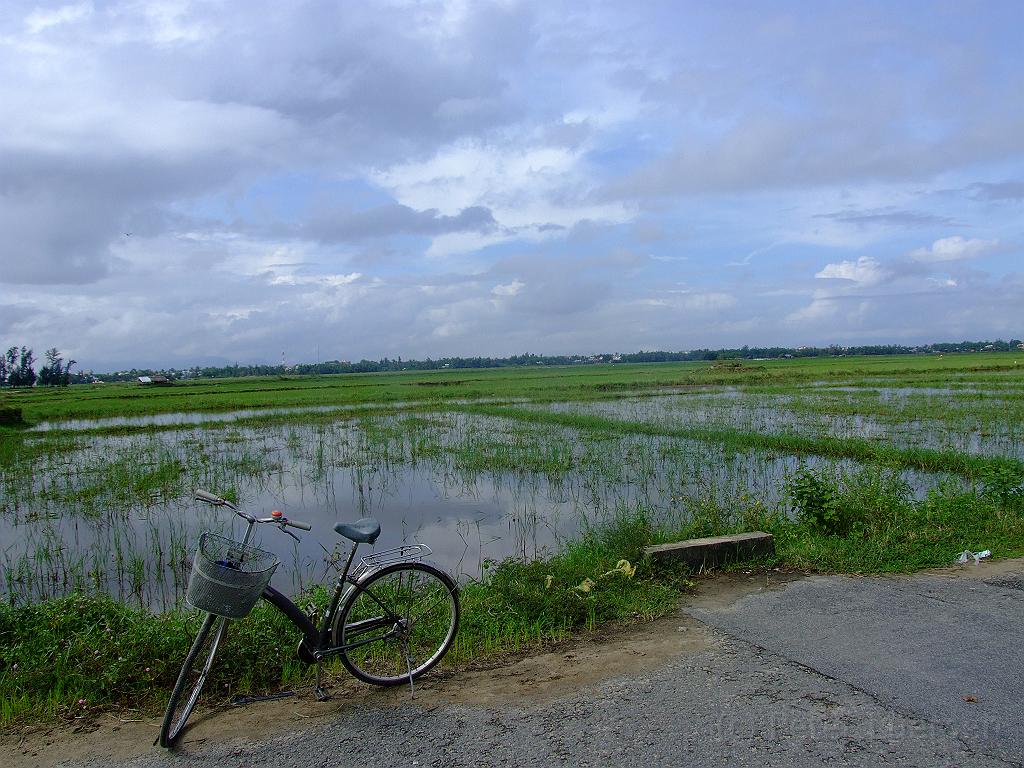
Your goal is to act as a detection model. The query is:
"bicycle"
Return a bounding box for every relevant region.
[158,489,460,748]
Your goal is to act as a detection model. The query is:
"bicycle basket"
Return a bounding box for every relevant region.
[185,532,280,619]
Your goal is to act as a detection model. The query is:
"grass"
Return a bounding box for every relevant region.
[3,352,1021,424]
[773,467,1024,572]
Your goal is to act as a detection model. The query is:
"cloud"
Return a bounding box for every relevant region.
[602,4,1024,202]
[491,280,525,297]
[24,2,92,34]
[967,181,1024,202]
[372,138,635,256]
[814,208,958,228]
[785,291,844,326]
[2,2,1024,368]
[676,292,737,311]
[0,91,295,284]
[815,257,889,285]
[910,236,1000,263]
[304,204,496,243]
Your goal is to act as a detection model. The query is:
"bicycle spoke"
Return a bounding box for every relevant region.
[159,614,227,747]
[335,563,459,686]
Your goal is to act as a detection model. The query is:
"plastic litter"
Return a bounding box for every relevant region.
[600,559,637,579]
[574,577,596,593]
[955,549,992,565]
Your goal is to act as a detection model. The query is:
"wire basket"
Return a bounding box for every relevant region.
[186,532,280,619]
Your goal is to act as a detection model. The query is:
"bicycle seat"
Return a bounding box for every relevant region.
[333,518,381,544]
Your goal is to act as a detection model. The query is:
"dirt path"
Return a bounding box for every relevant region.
[2,569,801,767]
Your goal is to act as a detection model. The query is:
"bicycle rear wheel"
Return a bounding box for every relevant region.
[159,613,228,748]
[334,562,459,686]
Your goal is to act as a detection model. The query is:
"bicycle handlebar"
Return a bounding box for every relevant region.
[194,489,312,532]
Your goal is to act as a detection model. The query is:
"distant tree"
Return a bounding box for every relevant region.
[3,347,16,386]
[8,346,36,387]
[39,348,57,386]
[39,348,75,386]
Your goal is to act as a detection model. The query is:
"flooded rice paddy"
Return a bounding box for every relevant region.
[3,371,1021,609]
[546,387,1024,459]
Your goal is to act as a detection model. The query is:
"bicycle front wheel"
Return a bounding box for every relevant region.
[334,562,459,686]
[159,613,228,748]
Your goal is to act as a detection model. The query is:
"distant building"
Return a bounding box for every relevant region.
[138,374,173,386]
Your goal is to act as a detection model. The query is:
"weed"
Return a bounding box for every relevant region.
[785,468,846,535]
[978,465,1024,508]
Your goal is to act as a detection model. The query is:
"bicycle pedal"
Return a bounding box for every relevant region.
[314,686,332,702]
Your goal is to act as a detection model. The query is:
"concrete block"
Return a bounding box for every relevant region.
[644,531,774,570]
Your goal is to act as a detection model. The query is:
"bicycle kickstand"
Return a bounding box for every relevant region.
[405,648,416,699]
[314,660,331,702]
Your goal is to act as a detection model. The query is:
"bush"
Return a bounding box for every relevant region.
[786,467,847,535]
[978,465,1024,508]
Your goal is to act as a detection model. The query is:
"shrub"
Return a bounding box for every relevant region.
[978,465,1024,509]
[786,467,847,535]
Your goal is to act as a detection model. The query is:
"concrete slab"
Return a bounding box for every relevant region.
[644,531,774,570]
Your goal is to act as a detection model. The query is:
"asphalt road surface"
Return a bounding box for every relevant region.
[49,563,1024,768]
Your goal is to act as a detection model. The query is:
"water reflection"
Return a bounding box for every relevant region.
[29,404,360,432]
[1,397,976,610]
[550,391,1024,460]
[1,451,588,610]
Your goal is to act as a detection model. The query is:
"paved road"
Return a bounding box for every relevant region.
[62,565,1024,768]
[686,568,1024,766]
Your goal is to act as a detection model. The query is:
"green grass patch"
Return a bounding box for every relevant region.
[771,467,1024,572]
[4,355,1024,728]
[4,353,1022,425]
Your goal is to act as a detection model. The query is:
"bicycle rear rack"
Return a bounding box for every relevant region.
[360,543,432,570]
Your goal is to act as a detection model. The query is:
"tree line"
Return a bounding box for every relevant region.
[0,347,76,387]
[90,338,1022,383]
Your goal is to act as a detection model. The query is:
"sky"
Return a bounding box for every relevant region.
[1,0,1022,371]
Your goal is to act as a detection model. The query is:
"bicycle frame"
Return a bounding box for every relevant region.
[260,550,408,661]
[224,496,428,698]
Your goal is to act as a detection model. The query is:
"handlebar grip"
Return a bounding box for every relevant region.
[194,489,224,505]
[286,519,312,531]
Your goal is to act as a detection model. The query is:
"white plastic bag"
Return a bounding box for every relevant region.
[955,549,991,565]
